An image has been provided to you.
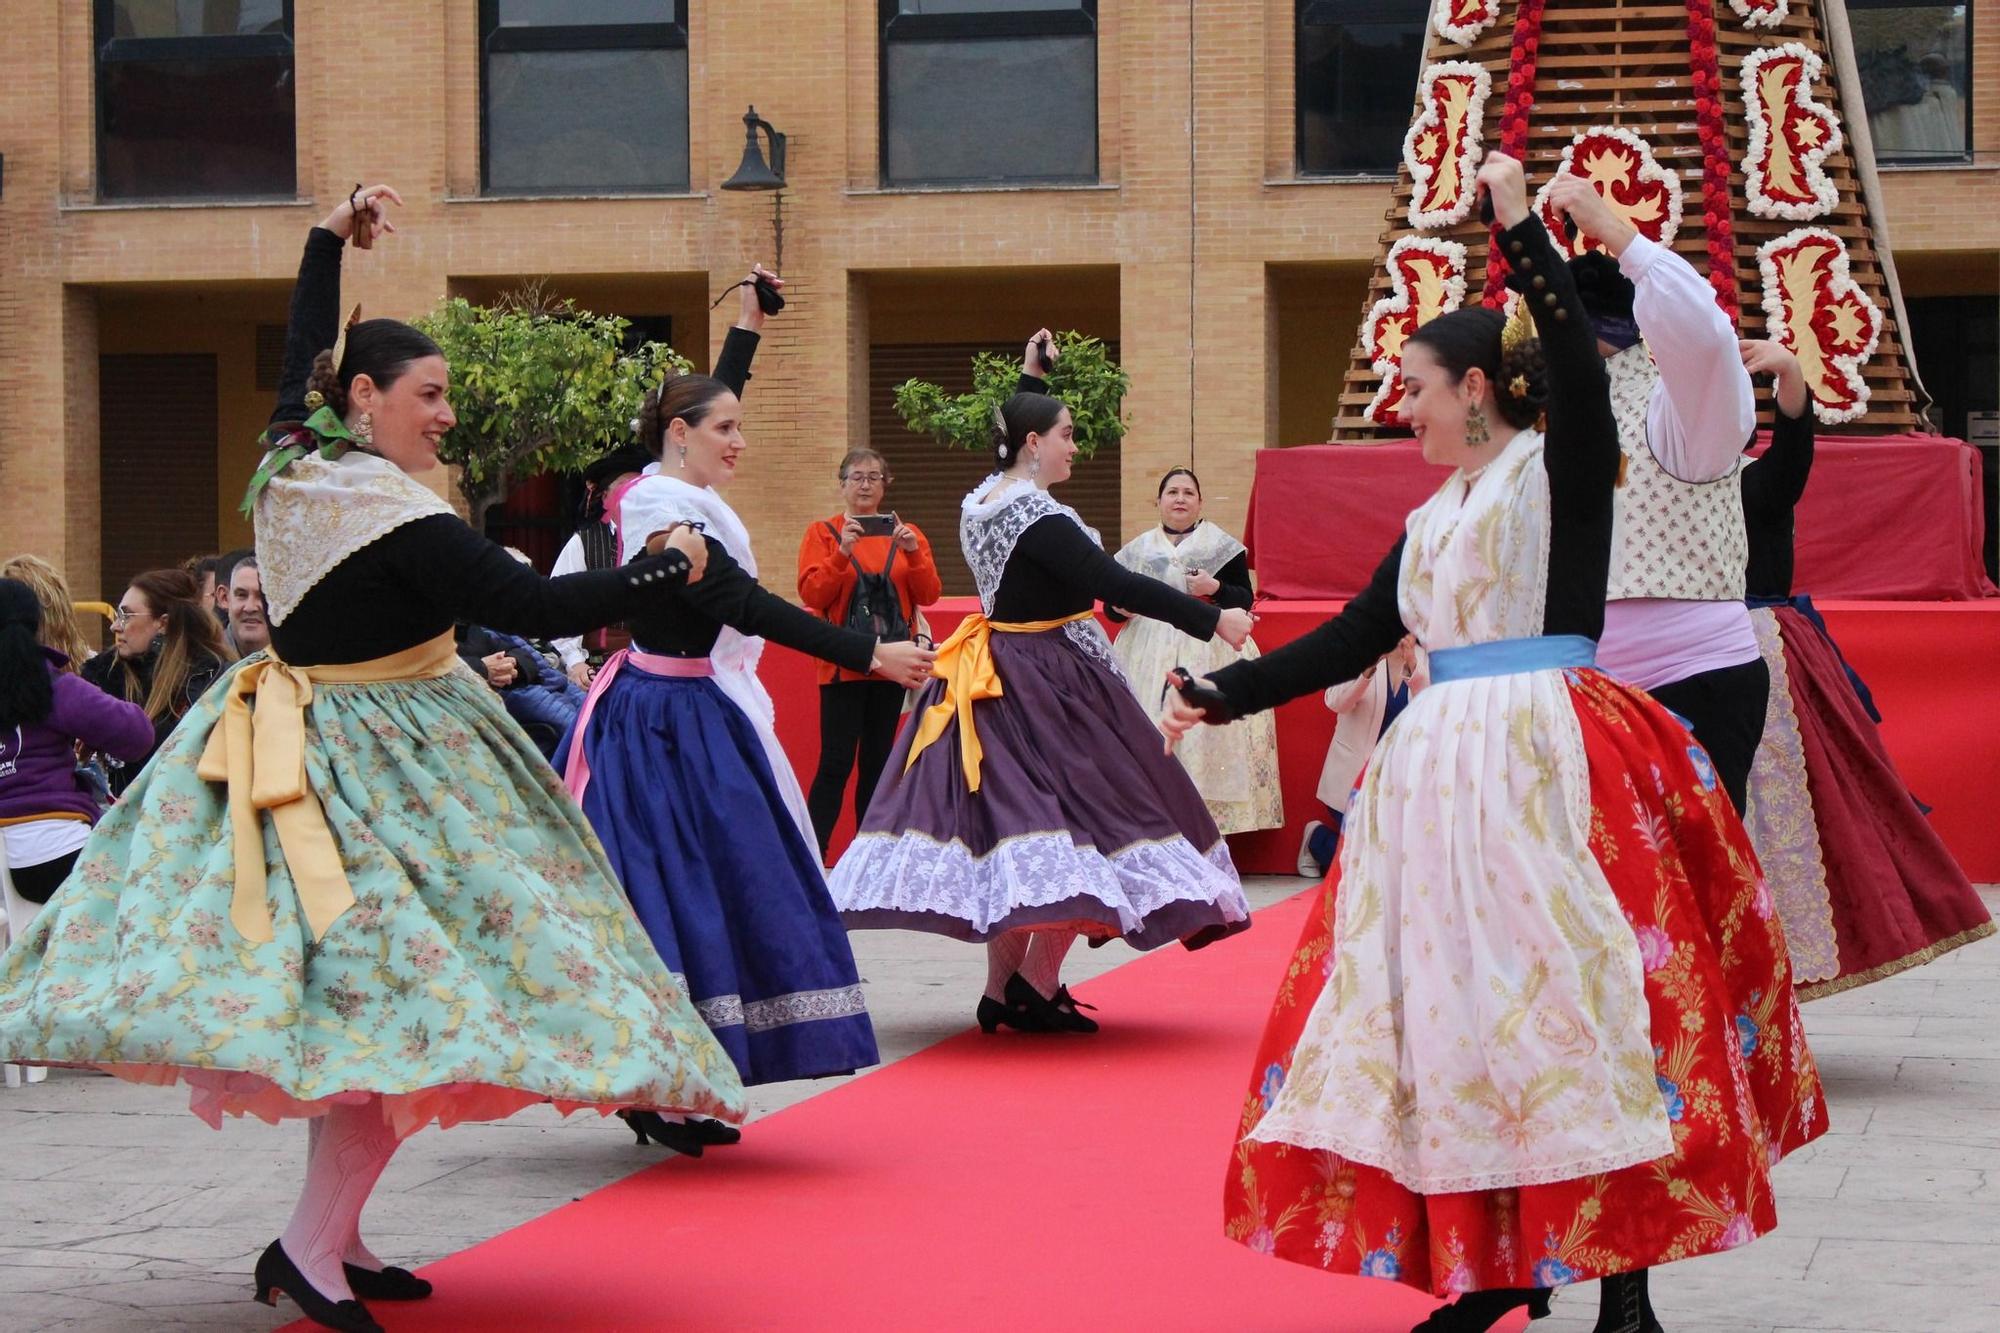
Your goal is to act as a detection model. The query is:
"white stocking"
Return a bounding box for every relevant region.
[1021,930,1077,999]
[281,1099,401,1300]
[984,931,1031,1001]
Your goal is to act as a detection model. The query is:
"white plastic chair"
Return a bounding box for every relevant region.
[0,859,49,1087]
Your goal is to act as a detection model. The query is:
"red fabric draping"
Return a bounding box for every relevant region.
[763,599,2000,881]
[1245,436,1996,601]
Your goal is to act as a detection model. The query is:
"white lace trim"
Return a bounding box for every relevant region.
[831,830,1247,936]
[253,449,454,626]
[671,978,868,1034]
[1242,1118,1675,1195]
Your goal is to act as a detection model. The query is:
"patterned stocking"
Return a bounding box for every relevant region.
[1021,930,1078,999]
[281,1099,401,1300]
[984,931,1031,1001]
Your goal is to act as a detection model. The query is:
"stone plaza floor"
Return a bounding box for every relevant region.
[0,878,1994,1332]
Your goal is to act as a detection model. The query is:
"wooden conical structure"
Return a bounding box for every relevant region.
[1334,0,1925,439]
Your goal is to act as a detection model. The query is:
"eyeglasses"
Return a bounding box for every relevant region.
[843,472,888,485]
[111,609,152,627]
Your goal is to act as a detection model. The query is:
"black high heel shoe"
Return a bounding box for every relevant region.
[687,1116,743,1147]
[252,1239,383,1333]
[1048,985,1100,1033]
[977,988,1054,1034]
[1002,973,1074,1032]
[1410,1286,1553,1332]
[344,1261,433,1301]
[617,1108,706,1155]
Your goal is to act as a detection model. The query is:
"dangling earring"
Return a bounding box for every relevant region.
[1464,403,1490,448]
[354,411,375,446]
[677,444,688,470]
[1029,450,1041,480]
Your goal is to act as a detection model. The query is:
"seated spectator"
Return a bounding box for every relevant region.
[81,568,233,798]
[456,621,586,761]
[1298,635,1426,878]
[0,577,153,930]
[225,555,270,656]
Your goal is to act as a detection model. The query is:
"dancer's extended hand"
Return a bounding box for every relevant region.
[1544,169,1636,255]
[1216,607,1256,650]
[738,263,784,332]
[1473,152,1529,230]
[319,184,402,244]
[1023,328,1058,378]
[663,524,709,583]
[1158,674,1216,754]
[1740,339,1809,418]
[871,640,937,690]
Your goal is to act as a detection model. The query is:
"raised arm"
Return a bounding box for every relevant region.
[1739,340,1815,518]
[1626,238,1754,480]
[711,262,782,397]
[1015,516,1222,641]
[269,185,402,430]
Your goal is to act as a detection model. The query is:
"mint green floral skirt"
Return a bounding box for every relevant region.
[0,660,746,1137]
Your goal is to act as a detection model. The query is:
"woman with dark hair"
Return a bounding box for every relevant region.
[797,446,943,856]
[0,577,152,938]
[555,340,934,1141]
[1169,155,1824,1332]
[81,567,233,797]
[1108,467,1282,835]
[829,329,1256,1036]
[1735,340,1992,999]
[0,187,746,1333]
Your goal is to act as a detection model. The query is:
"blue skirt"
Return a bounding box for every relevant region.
[555,664,878,1086]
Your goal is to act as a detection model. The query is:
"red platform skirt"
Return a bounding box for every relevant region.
[1745,604,1994,1000]
[1223,671,1825,1297]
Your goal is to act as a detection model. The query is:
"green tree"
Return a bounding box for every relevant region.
[414,284,689,528]
[891,332,1127,460]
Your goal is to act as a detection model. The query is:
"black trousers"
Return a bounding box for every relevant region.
[806,680,909,856]
[1649,657,1770,817]
[9,849,81,905]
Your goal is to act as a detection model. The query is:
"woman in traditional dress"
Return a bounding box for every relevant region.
[830,331,1256,1035]
[1737,340,1994,1000]
[1109,468,1283,836]
[1166,156,1824,1333]
[555,361,935,1144]
[0,189,747,1333]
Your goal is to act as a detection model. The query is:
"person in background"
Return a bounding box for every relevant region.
[227,556,271,656]
[1297,635,1425,878]
[457,550,589,760]
[0,555,97,673]
[796,447,942,857]
[0,578,152,933]
[212,548,254,627]
[189,553,223,615]
[81,568,233,798]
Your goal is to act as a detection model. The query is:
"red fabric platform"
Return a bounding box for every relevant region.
[1245,435,1996,601]
[286,889,1504,1332]
[763,598,2000,883]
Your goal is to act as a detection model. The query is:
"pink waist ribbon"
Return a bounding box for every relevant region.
[560,648,715,804]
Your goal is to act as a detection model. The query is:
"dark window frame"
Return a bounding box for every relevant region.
[1846,0,1974,166]
[478,0,691,196]
[878,0,1100,189]
[1295,0,1426,179]
[92,0,298,202]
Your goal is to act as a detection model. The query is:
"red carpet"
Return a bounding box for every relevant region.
[289,891,1534,1332]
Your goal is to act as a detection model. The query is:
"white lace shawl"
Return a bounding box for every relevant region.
[251,449,454,627]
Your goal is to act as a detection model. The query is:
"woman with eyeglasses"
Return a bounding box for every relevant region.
[80,567,233,798]
[0,189,748,1333]
[797,448,942,857]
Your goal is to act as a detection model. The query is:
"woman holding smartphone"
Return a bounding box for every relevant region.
[797,449,943,857]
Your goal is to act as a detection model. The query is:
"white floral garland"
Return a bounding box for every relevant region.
[1433,0,1501,47]
[1742,43,1842,221]
[1756,227,1883,425]
[1727,0,1789,31]
[1403,61,1493,229]
[1362,237,1469,425]
[1534,125,1683,258]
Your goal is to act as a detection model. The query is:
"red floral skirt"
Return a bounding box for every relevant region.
[1223,670,1826,1295]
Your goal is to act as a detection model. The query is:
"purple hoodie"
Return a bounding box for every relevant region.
[0,650,154,824]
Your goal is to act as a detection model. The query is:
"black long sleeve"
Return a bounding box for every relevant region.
[1212,552,1254,610]
[1500,214,1619,641]
[1742,402,1815,599]
[713,326,760,398]
[996,516,1221,640]
[270,514,692,666]
[624,538,878,673]
[269,228,346,429]
[1208,539,1409,716]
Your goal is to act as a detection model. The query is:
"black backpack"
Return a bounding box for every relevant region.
[829,522,912,642]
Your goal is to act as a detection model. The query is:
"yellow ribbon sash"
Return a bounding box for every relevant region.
[903,610,1094,793]
[195,632,459,944]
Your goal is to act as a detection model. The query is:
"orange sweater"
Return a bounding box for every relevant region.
[796,514,943,684]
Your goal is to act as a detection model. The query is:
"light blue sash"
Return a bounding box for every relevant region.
[1428,634,1597,684]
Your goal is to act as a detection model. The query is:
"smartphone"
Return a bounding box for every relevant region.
[851,513,897,537]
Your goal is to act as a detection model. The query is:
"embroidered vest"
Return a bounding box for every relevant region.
[1605,346,1747,603]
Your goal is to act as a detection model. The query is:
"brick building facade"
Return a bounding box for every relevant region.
[2,1,1994,605]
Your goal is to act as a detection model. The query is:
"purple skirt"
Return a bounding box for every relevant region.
[827,627,1250,950]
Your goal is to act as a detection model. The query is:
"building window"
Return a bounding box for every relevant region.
[481,0,690,195]
[1849,1,1971,163]
[1296,0,1427,177]
[93,0,296,201]
[879,1,1098,188]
